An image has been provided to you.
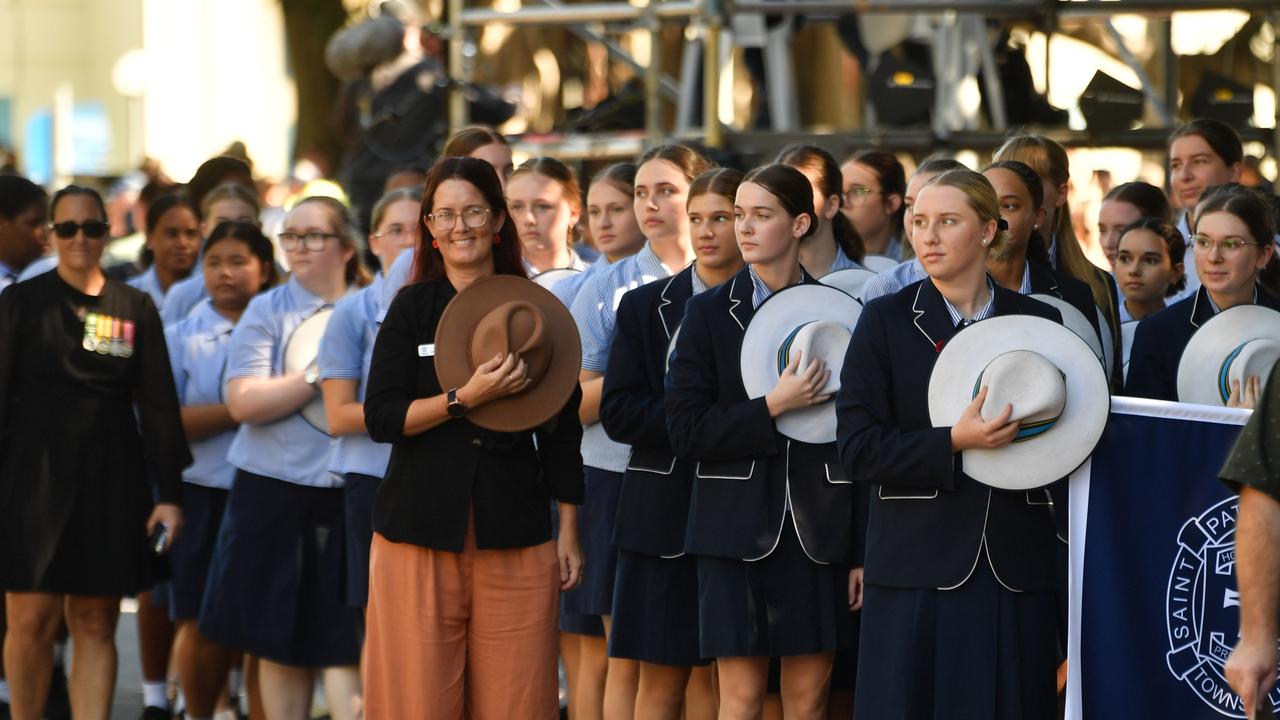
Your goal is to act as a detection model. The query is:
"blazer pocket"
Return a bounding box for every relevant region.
[877,486,939,500]
[1025,489,1054,506]
[627,448,677,475]
[695,460,755,481]
[825,463,853,485]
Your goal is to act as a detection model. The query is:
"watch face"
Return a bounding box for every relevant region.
[447,401,466,418]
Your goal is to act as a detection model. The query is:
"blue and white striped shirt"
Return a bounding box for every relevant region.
[942,278,997,328]
[571,242,674,373]
[860,259,927,304]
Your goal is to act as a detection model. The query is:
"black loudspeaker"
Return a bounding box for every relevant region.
[1189,72,1254,128]
[868,43,934,127]
[1079,71,1144,133]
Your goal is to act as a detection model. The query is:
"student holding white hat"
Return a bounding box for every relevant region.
[1126,186,1280,406]
[835,168,1109,718]
[665,163,862,719]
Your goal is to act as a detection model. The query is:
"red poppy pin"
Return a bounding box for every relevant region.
[934,340,945,353]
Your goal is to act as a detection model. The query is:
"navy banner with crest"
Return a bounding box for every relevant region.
[1066,398,1275,719]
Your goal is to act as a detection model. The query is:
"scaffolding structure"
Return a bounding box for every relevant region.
[442,0,1280,159]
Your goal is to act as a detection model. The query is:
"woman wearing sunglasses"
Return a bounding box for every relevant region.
[1126,186,1280,405]
[0,185,191,720]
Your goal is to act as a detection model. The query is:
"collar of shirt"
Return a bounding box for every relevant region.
[285,275,335,314]
[634,242,671,280]
[690,263,709,296]
[523,247,590,276]
[0,260,17,289]
[829,246,864,274]
[191,297,235,337]
[1018,261,1034,295]
[1118,299,1135,324]
[1205,286,1259,315]
[1047,234,1059,271]
[746,265,804,308]
[942,276,997,328]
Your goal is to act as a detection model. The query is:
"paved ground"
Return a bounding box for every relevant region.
[112,601,146,719]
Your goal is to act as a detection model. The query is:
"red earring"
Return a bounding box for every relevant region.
[431,239,439,248]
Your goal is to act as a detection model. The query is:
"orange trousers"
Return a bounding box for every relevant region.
[363,528,561,720]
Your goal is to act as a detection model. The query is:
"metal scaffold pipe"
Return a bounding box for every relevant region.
[461,1,701,27]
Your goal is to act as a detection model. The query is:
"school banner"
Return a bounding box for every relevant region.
[1065,397,1276,719]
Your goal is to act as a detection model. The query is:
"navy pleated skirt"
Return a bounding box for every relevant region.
[198,470,363,668]
[342,472,381,608]
[168,483,229,621]
[697,516,853,659]
[854,560,1058,719]
[608,548,707,666]
[559,467,623,617]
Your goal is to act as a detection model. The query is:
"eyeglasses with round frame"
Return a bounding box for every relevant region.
[278,231,339,252]
[843,186,882,205]
[371,224,416,247]
[1191,234,1263,255]
[426,207,491,233]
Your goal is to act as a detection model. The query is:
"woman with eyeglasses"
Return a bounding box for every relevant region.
[0,185,191,720]
[839,150,907,261]
[362,157,584,718]
[1125,186,1280,406]
[198,196,370,720]
[127,191,203,310]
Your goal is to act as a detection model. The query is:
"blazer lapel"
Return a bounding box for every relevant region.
[912,280,958,353]
[1027,261,1061,298]
[1189,287,1214,329]
[658,266,693,340]
[727,266,755,331]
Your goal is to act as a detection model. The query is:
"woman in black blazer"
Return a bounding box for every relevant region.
[1126,186,1280,405]
[361,157,584,719]
[600,168,744,717]
[665,164,858,719]
[835,169,1065,719]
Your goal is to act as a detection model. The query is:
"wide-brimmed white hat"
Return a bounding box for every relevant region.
[928,315,1110,490]
[1029,294,1105,368]
[1176,305,1280,406]
[283,308,334,433]
[821,268,877,301]
[740,284,862,443]
[861,255,899,273]
[530,267,581,291]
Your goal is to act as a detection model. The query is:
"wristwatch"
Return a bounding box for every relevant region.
[447,387,469,418]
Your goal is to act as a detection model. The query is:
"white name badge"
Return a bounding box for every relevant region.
[418,343,435,357]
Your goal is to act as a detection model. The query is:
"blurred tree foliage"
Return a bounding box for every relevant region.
[280,0,348,173]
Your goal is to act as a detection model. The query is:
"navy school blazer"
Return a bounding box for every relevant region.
[664,265,862,565]
[1125,285,1280,402]
[600,266,697,557]
[835,278,1064,592]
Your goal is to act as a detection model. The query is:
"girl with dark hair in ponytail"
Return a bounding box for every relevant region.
[777,145,866,277]
[128,191,202,310]
[666,164,860,718]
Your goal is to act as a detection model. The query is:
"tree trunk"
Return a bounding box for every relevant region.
[279,0,349,174]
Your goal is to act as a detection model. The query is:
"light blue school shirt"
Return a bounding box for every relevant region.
[552,256,613,308]
[126,266,167,309]
[377,247,415,323]
[161,274,209,326]
[225,277,343,487]
[165,299,237,490]
[570,242,674,472]
[317,274,391,479]
[859,258,928,304]
[16,255,57,283]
